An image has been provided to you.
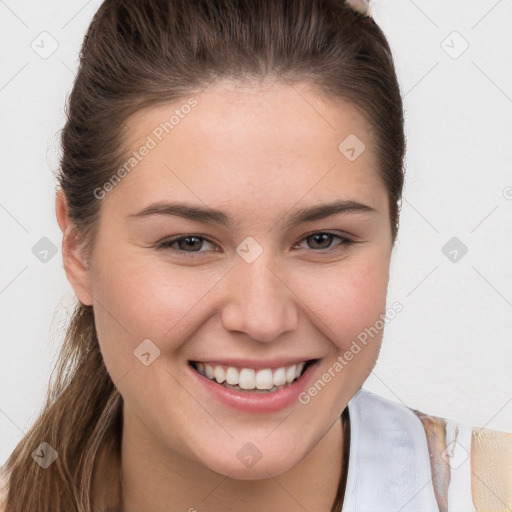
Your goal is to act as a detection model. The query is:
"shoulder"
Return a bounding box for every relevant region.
[349,388,512,510]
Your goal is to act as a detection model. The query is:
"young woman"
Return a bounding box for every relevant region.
[2,0,511,511]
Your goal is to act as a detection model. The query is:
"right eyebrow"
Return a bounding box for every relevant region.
[127,201,232,226]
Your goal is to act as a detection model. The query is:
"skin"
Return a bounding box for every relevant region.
[56,79,394,512]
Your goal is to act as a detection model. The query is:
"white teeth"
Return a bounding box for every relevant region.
[272,367,287,387]
[225,366,239,385]
[239,368,256,389]
[286,364,297,383]
[255,368,273,390]
[193,361,310,391]
[205,364,215,379]
[213,365,226,383]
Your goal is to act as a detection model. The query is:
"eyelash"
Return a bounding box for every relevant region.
[155,232,357,258]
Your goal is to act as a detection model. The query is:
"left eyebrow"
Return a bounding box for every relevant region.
[280,200,377,230]
[127,199,377,230]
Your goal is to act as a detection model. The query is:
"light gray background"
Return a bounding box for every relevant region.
[1,0,511,466]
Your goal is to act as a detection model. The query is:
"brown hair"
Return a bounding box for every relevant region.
[1,1,405,510]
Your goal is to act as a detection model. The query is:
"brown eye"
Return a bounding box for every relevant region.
[175,236,203,252]
[295,232,354,252]
[156,235,219,257]
[307,233,336,249]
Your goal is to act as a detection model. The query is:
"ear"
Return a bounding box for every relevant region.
[55,189,94,306]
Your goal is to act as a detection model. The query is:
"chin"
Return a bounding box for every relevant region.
[207,457,300,481]
[196,441,307,480]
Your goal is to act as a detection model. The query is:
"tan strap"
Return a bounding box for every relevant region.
[413,407,512,511]
[471,425,512,511]
[412,408,450,512]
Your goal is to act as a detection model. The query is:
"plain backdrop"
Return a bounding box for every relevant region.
[1,0,511,466]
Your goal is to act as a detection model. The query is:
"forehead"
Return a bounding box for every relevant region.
[112,81,385,217]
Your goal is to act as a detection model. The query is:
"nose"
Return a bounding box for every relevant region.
[220,252,298,343]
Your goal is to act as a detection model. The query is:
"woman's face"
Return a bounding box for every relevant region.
[67,80,393,478]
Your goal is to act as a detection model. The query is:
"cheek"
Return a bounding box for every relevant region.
[294,258,390,411]
[295,254,390,349]
[90,252,226,358]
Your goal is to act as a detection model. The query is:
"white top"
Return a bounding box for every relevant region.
[343,388,475,511]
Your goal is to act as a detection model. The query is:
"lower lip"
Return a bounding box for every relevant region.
[188,361,320,413]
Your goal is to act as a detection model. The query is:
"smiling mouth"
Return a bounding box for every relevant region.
[189,360,318,393]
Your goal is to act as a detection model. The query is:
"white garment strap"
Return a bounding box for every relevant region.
[445,419,476,511]
[343,388,439,511]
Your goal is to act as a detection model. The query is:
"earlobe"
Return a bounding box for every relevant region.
[55,189,94,307]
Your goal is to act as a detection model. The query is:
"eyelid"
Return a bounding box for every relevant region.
[300,228,358,242]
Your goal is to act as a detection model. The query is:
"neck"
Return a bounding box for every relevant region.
[119,406,349,512]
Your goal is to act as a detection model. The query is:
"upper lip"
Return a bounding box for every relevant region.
[189,357,319,370]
